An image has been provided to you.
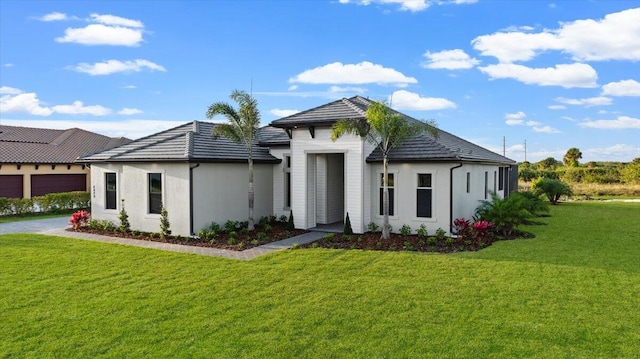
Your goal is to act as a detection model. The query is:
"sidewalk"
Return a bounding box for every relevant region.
[40,227,326,260]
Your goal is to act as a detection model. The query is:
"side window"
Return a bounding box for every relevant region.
[379,173,394,216]
[466,172,470,193]
[284,155,291,209]
[484,171,488,199]
[105,173,117,210]
[499,167,505,191]
[416,173,432,218]
[148,173,162,214]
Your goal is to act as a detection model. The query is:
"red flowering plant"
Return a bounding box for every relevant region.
[70,210,90,230]
[453,218,472,241]
[472,220,494,245]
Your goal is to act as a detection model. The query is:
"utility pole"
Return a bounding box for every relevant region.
[503,136,506,156]
[524,139,527,162]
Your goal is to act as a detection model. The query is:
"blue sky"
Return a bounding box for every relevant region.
[1,0,639,162]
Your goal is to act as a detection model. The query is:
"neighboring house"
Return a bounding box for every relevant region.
[80,96,516,237]
[0,125,130,199]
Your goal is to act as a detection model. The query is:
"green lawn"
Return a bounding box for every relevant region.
[1,202,639,358]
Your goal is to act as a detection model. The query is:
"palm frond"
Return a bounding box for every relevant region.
[212,123,243,144]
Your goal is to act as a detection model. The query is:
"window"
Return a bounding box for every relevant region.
[466,172,470,193]
[148,173,162,214]
[379,173,394,216]
[284,155,291,209]
[416,174,432,218]
[498,167,504,191]
[484,171,488,199]
[494,171,497,193]
[105,173,117,210]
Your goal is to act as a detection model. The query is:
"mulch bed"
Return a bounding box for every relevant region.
[71,222,308,251]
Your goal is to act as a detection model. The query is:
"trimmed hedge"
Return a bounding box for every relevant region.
[0,191,90,216]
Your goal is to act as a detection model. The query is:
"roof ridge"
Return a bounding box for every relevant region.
[110,131,187,159]
[342,97,367,117]
[50,128,77,146]
[184,131,193,157]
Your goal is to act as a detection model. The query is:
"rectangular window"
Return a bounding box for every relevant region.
[484,171,488,199]
[379,173,394,216]
[416,173,432,218]
[148,173,162,214]
[105,173,117,210]
[466,172,470,193]
[498,167,504,191]
[494,171,497,193]
[284,155,291,209]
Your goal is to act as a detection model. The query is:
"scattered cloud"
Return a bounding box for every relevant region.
[55,13,144,46]
[71,59,166,75]
[3,63,14,67]
[117,107,143,115]
[532,125,561,133]
[478,63,598,88]
[421,49,480,70]
[583,144,640,161]
[0,92,53,116]
[505,111,526,125]
[289,61,417,87]
[601,79,640,97]
[122,85,137,89]
[51,101,111,116]
[548,105,566,110]
[0,86,24,95]
[555,96,612,107]
[472,8,640,63]
[578,116,640,130]
[561,116,577,122]
[328,86,367,93]
[270,108,300,117]
[287,85,298,91]
[526,120,542,126]
[338,0,476,12]
[389,90,456,111]
[35,12,69,21]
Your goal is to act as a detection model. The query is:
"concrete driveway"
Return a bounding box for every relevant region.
[0,216,70,235]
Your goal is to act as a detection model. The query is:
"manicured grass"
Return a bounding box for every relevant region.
[1,202,639,358]
[0,212,71,224]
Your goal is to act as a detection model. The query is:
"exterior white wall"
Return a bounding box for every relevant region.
[452,163,505,224]
[192,163,273,233]
[269,148,291,219]
[290,126,366,233]
[90,162,191,236]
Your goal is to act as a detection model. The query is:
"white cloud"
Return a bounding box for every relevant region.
[0,92,53,116]
[578,116,640,130]
[389,90,456,111]
[270,108,300,117]
[51,101,111,116]
[71,59,166,75]
[471,8,640,63]
[561,116,577,122]
[328,86,367,93]
[89,13,143,28]
[555,96,612,107]
[0,86,23,95]
[117,107,143,115]
[287,85,298,91]
[548,105,566,110]
[339,0,476,11]
[122,85,137,89]
[526,120,542,126]
[478,63,598,88]
[421,49,480,70]
[583,144,640,161]
[601,79,640,97]
[35,12,69,21]
[3,63,14,67]
[505,111,526,125]
[290,61,417,87]
[532,125,561,133]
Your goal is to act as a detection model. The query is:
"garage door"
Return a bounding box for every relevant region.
[0,175,24,198]
[31,174,86,196]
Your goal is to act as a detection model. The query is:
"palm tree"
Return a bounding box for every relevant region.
[206,90,260,231]
[330,100,437,239]
[563,147,582,167]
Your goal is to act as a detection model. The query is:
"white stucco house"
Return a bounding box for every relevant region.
[79,96,516,237]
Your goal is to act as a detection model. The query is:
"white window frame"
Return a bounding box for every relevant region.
[283,154,291,210]
[377,171,398,219]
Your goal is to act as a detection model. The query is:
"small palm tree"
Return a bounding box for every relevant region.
[206,90,260,231]
[331,100,437,239]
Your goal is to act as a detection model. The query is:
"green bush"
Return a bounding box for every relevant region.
[475,192,532,237]
[399,224,412,236]
[531,178,572,204]
[344,212,353,235]
[510,191,549,217]
[0,191,89,217]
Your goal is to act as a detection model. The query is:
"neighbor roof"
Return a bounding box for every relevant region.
[79,121,280,163]
[0,125,131,164]
[270,96,514,165]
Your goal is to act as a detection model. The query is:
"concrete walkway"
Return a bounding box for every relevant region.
[37,227,326,260]
[0,216,70,234]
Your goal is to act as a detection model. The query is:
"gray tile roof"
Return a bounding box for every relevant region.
[270,96,514,165]
[79,121,280,163]
[0,125,131,164]
[257,125,289,146]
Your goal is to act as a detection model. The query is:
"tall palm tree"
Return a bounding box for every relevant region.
[331,100,437,239]
[206,90,260,231]
[563,147,582,167]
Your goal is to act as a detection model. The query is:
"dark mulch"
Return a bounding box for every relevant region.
[71,222,308,251]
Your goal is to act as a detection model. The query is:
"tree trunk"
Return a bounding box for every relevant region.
[382,155,390,240]
[248,158,255,231]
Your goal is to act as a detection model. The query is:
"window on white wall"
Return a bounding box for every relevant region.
[148,173,162,214]
[499,167,504,191]
[105,173,117,210]
[494,171,497,193]
[284,155,291,209]
[416,173,432,218]
[379,173,394,216]
[484,171,488,199]
[466,172,470,193]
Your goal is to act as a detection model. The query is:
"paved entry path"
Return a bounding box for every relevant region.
[0,216,70,235]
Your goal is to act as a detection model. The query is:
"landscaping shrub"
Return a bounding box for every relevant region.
[287,210,294,230]
[531,177,572,204]
[510,191,549,217]
[0,191,89,217]
[160,206,171,239]
[344,212,353,235]
[69,210,90,230]
[474,192,531,237]
[118,199,131,233]
[416,224,427,238]
[399,224,411,236]
[367,222,380,233]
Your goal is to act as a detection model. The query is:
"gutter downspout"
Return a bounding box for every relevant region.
[189,163,200,236]
[449,160,463,236]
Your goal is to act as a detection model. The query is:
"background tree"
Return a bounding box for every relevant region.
[563,147,582,167]
[531,178,572,204]
[330,100,437,239]
[206,90,260,231]
[537,157,559,170]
